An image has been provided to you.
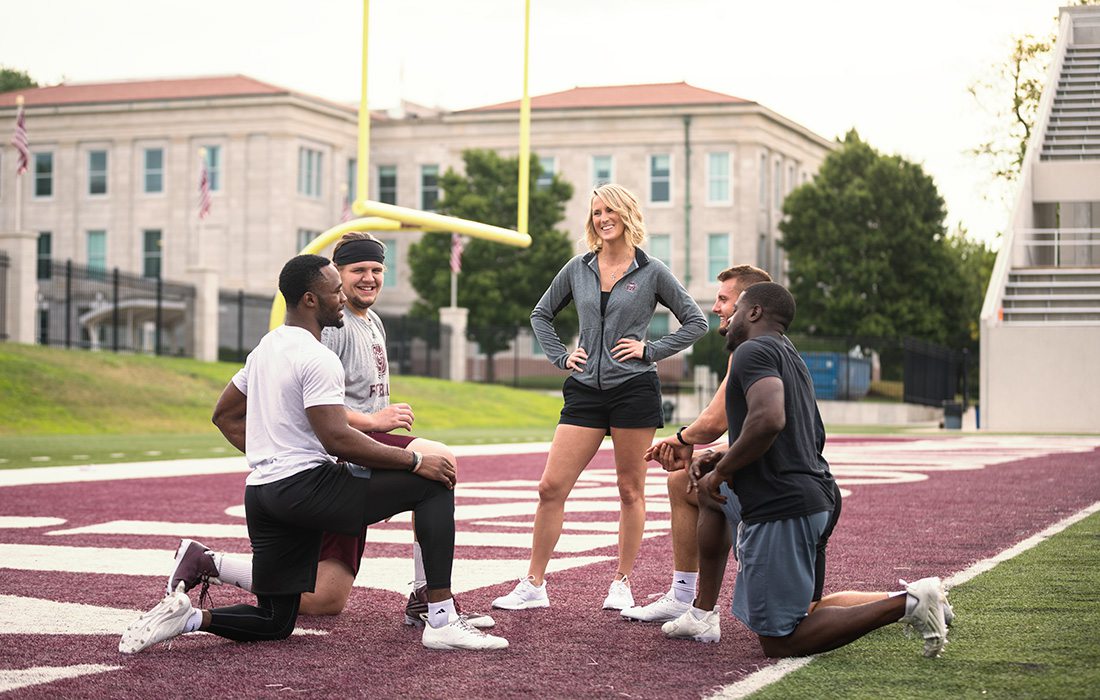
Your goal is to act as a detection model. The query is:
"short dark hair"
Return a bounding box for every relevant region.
[279,254,331,307]
[717,264,771,286]
[741,282,796,331]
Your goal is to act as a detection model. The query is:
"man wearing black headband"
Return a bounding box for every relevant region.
[165,232,494,628]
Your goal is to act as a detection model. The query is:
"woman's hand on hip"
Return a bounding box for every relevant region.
[612,337,645,362]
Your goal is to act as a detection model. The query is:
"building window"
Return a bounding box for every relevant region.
[88,150,108,196]
[648,234,671,269]
[707,152,731,204]
[650,154,670,203]
[382,240,397,287]
[537,156,556,190]
[37,232,52,280]
[203,146,222,191]
[707,233,729,280]
[86,230,107,273]
[298,147,323,198]
[144,148,164,194]
[591,155,613,188]
[34,152,53,198]
[758,152,768,209]
[647,312,670,341]
[142,230,162,279]
[378,165,397,205]
[297,229,319,252]
[420,164,440,211]
[347,158,357,205]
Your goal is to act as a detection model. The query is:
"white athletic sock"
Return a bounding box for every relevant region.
[690,605,711,620]
[671,571,698,603]
[183,609,203,633]
[426,598,457,629]
[412,542,426,587]
[214,553,253,592]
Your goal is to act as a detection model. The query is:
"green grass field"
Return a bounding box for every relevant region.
[752,509,1100,699]
[0,344,566,468]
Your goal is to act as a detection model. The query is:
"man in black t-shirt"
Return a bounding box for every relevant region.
[661,282,952,658]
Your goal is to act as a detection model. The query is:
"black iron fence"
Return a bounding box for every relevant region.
[218,290,277,363]
[0,251,9,342]
[36,260,195,355]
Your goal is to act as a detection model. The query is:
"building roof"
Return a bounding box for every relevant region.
[462,81,753,113]
[0,75,343,110]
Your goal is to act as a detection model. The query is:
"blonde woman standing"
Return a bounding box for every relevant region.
[493,184,707,611]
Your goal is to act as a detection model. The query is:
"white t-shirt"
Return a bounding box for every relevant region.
[232,325,346,486]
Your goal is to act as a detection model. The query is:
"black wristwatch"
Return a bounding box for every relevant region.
[675,426,693,446]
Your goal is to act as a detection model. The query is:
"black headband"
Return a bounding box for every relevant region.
[333,238,385,266]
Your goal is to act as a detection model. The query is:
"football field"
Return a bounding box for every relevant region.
[1,434,1098,698]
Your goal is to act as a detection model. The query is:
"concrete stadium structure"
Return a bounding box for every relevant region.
[980,5,1100,432]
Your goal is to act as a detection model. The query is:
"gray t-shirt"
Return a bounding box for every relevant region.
[321,309,390,415]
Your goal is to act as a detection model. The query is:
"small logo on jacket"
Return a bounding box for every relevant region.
[626,282,637,293]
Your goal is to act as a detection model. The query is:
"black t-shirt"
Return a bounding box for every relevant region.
[725,334,836,524]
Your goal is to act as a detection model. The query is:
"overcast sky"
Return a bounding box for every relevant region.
[2,0,1070,247]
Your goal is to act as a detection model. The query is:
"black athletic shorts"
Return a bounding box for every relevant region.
[559,371,664,430]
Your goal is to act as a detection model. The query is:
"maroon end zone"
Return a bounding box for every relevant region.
[1,436,1098,698]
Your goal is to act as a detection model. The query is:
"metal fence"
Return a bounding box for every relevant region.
[217,290,277,363]
[0,251,8,342]
[36,260,196,355]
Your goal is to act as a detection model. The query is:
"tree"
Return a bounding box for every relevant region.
[407,149,576,380]
[780,130,982,350]
[0,66,38,93]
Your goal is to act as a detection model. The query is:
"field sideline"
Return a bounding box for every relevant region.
[1,434,1098,698]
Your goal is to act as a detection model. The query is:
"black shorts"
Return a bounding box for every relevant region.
[559,372,664,430]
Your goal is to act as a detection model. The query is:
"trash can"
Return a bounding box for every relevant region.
[943,401,962,430]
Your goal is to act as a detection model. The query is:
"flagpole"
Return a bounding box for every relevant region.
[450,263,457,308]
[197,147,206,268]
[13,96,24,233]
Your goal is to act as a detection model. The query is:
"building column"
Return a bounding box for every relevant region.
[0,229,38,345]
[188,266,220,362]
[439,306,468,382]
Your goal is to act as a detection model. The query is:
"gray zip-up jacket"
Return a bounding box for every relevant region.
[531,248,708,390]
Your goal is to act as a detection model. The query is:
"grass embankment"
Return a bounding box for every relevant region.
[0,344,565,468]
[752,510,1100,699]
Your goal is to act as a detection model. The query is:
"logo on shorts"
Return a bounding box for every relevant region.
[373,343,387,376]
[626,282,637,293]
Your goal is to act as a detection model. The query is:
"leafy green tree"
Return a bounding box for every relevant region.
[780,130,981,350]
[407,149,576,380]
[0,66,37,93]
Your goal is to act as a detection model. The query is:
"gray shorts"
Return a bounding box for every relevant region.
[730,509,832,637]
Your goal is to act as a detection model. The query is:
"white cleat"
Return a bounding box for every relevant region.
[119,582,193,654]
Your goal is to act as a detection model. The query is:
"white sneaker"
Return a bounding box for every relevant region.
[422,614,509,650]
[119,582,193,654]
[662,606,721,643]
[621,592,691,622]
[602,578,635,610]
[492,576,550,610]
[900,577,948,657]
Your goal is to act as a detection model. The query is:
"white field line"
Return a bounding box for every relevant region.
[708,499,1100,699]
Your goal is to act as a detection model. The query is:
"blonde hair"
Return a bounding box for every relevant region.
[583,183,647,252]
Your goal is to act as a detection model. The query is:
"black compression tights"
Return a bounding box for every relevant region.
[206,594,300,642]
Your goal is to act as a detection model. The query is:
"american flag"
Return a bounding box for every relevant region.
[340,197,353,223]
[10,98,29,175]
[450,233,464,274]
[198,150,212,220]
